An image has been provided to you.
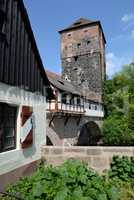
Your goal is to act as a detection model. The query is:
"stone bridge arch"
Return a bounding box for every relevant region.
[77,121,102,146]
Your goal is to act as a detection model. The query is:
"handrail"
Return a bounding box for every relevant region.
[47,100,85,113]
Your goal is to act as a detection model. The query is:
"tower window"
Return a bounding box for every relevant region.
[77,97,81,105]
[77,43,81,48]
[87,40,91,45]
[84,30,88,33]
[81,79,85,83]
[68,34,71,37]
[74,56,78,61]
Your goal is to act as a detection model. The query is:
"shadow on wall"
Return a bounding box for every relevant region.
[50,116,80,139]
[77,121,102,146]
[23,114,36,158]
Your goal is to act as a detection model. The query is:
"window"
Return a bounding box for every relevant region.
[87,40,91,45]
[89,104,91,109]
[91,104,95,110]
[73,22,82,26]
[77,97,81,105]
[70,97,74,105]
[74,56,78,61]
[95,105,98,110]
[68,34,71,37]
[61,93,67,104]
[0,103,17,153]
[77,43,81,48]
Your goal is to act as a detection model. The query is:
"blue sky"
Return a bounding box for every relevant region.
[24,0,134,77]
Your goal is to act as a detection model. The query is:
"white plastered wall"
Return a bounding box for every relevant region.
[0,82,46,175]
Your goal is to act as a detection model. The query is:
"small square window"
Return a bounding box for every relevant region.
[77,43,81,48]
[74,56,78,61]
[87,41,91,45]
[68,34,71,37]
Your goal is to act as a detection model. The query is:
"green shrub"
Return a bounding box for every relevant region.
[108,156,134,182]
[0,159,121,200]
[102,115,134,146]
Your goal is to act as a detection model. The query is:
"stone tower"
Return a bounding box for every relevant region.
[59,18,106,102]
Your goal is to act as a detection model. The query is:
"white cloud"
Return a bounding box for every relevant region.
[106,53,132,77]
[122,14,134,22]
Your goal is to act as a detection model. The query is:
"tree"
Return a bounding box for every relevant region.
[103,63,134,146]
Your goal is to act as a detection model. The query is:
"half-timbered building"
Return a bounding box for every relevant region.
[0,0,53,189]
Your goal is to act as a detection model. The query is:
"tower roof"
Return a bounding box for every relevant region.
[59,18,106,43]
[63,18,94,30]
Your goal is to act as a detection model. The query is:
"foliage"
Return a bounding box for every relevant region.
[107,156,134,200]
[108,156,134,182]
[102,115,134,146]
[0,159,121,200]
[103,63,134,146]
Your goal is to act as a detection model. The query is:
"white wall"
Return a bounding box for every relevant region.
[0,82,46,175]
[84,101,104,117]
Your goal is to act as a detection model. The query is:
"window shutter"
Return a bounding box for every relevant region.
[21,106,33,149]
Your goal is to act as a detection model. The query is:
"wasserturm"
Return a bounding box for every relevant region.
[59,18,106,103]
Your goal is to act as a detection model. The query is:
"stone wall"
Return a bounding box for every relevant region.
[60,24,105,102]
[62,52,102,94]
[41,146,134,173]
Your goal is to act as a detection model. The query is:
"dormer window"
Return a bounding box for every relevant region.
[73,22,82,26]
